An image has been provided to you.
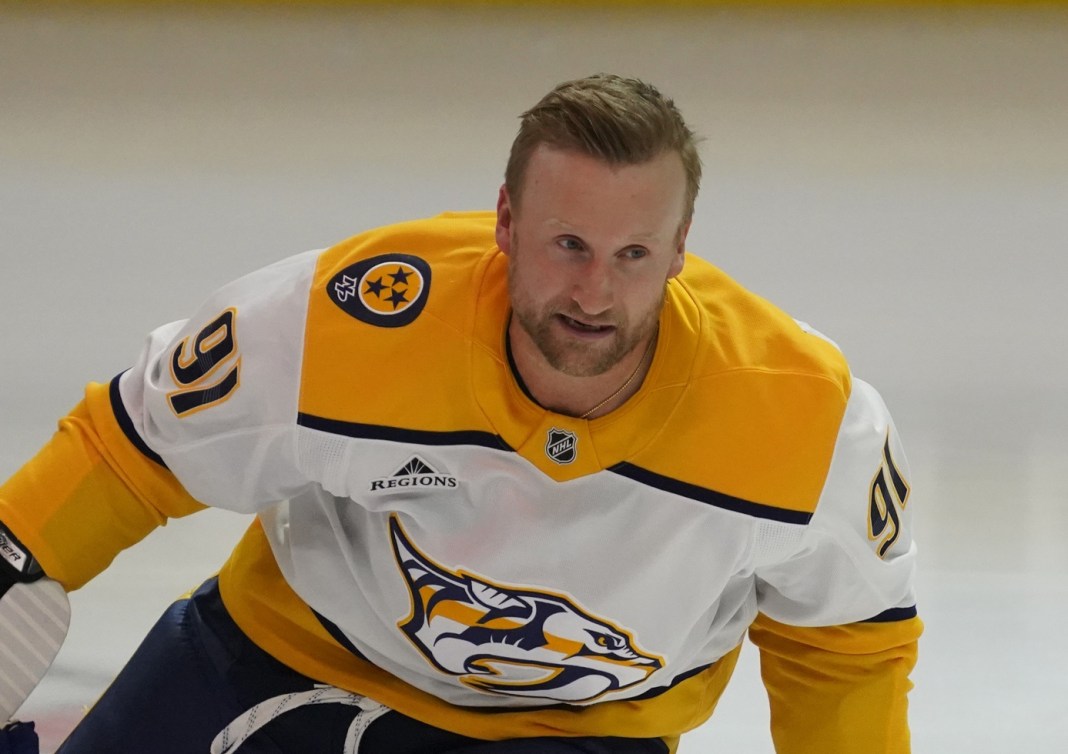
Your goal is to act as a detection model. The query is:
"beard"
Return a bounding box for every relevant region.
[509,273,664,379]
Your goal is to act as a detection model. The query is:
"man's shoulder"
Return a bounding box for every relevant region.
[294,212,504,430]
[639,256,854,517]
[320,211,498,269]
[306,210,502,329]
[672,254,850,395]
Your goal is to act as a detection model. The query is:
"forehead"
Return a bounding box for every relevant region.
[516,145,688,238]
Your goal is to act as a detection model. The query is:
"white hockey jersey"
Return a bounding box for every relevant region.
[0,211,920,750]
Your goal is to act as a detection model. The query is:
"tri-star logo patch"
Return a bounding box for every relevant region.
[328,253,431,327]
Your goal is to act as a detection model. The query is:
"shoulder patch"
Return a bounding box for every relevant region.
[328,253,431,328]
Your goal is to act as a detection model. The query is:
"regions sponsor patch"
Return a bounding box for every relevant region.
[328,253,431,328]
[369,455,459,494]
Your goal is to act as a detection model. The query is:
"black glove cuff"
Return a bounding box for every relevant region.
[0,522,44,596]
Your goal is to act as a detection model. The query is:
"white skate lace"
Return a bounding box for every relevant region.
[210,685,389,754]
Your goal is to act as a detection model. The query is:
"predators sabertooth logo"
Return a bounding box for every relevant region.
[388,515,663,703]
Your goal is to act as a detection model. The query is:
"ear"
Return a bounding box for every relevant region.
[668,219,691,279]
[495,185,513,255]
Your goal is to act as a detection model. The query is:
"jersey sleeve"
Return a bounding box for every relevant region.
[0,249,319,591]
[119,249,318,510]
[749,378,922,753]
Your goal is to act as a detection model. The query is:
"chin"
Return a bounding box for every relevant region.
[546,344,620,378]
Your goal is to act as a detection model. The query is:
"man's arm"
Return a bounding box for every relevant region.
[749,610,921,754]
[751,378,921,753]
[0,383,207,593]
[0,243,323,594]
[0,382,205,724]
[0,246,319,722]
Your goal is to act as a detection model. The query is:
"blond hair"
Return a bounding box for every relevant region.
[505,74,702,223]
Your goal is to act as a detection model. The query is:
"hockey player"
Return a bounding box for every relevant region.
[0,74,921,753]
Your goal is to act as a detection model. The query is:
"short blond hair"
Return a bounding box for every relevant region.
[505,74,702,223]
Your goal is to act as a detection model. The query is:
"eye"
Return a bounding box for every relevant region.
[557,236,584,252]
[588,631,622,650]
[622,246,649,260]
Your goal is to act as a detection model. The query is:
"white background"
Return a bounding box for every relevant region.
[1,2,1066,751]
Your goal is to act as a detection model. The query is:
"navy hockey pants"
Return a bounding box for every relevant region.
[56,579,669,754]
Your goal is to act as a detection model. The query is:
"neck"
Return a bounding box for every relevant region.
[507,321,657,419]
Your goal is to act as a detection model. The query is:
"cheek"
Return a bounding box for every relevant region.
[511,258,560,313]
[622,274,668,310]
[521,257,570,297]
[617,283,668,331]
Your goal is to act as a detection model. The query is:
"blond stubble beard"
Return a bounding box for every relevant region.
[508,255,664,378]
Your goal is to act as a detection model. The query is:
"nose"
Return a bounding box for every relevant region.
[570,258,614,317]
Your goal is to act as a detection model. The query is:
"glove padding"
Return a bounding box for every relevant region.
[0,522,70,725]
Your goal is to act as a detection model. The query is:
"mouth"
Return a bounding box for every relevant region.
[558,314,616,338]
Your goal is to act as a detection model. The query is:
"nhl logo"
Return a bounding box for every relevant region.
[545,427,577,465]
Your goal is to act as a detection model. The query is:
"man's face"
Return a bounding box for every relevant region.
[497,145,689,378]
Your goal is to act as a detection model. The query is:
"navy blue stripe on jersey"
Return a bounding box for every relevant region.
[627,662,715,702]
[504,330,540,407]
[109,372,167,468]
[297,413,513,451]
[311,609,371,662]
[862,605,918,623]
[609,463,813,525]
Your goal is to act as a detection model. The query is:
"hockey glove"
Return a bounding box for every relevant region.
[0,721,39,754]
[0,521,70,725]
